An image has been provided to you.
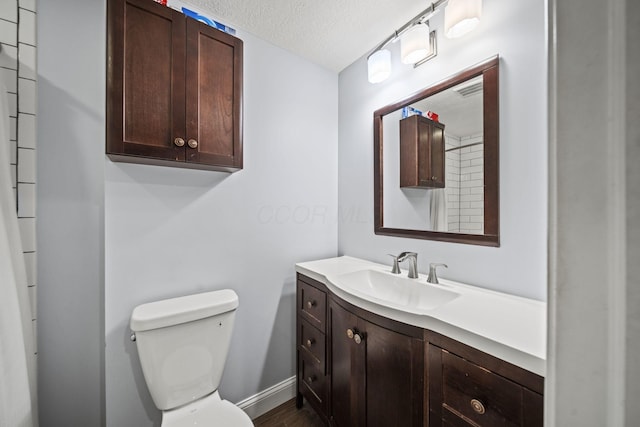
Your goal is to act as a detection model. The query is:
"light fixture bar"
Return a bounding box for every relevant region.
[366,0,447,60]
[413,30,438,68]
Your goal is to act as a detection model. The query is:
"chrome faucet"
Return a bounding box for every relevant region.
[397,252,419,279]
[427,263,448,284]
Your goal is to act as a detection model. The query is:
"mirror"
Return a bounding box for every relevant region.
[374,56,499,246]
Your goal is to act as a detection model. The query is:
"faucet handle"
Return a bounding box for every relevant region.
[397,251,417,261]
[388,254,401,274]
[427,263,448,284]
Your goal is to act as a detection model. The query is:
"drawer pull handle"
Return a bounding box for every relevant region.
[307,375,316,383]
[306,338,315,348]
[174,137,185,147]
[346,329,354,339]
[470,399,486,415]
[307,300,316,309]
[354,333,362,344]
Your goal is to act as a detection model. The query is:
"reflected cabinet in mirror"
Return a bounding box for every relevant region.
[374,56,499,246]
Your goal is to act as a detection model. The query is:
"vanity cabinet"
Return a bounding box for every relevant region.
[295,273,543,427]
[328,297,425,427]
[107,0,243,172]
[400,115,445,188]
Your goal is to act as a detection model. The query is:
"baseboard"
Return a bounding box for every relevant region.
[236,376,296,420]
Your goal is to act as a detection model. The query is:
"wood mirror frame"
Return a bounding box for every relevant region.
[374,56,499,246]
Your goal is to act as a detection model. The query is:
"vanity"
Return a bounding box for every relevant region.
[296,55,544,426]
[295,256,545,426]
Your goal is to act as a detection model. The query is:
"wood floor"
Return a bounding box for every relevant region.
[253,398,325,427]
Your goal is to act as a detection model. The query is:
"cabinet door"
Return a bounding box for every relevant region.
[363,320,424,427]
[417,118,445,188]
[107,0,186,161]
[185,19,243,169]
[329,300,364,427]
[429,122,445,187]
[329,299,424,427]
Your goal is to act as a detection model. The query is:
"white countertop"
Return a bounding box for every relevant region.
[295,256,546,376]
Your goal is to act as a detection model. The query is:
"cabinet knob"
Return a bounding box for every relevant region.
[470,399,486,415]
[346,329,354,339]
[187,139,198,149]
[432,176,438,181]
[174,137,185,147]
[353,333,362,344]
[306,338,315,348]
[307,375,316,384]
[307,300,316,309]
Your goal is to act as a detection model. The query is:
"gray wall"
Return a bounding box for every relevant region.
[337,0,547,301]
[546,0,640,425]
[626,1,640,423]
[37,0,106,426]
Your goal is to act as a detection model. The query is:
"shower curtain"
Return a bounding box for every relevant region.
[429,189,448,232]
[0,83,35,427]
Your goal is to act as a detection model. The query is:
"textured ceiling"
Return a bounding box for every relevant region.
[183,0,430,72]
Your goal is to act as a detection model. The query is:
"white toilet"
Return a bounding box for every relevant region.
[130,289,254,426]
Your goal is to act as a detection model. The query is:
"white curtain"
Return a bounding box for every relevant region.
[0,83,35,427]
[429,189,448,232]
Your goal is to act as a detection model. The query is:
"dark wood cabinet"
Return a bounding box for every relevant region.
[327,298,361,426]
[427,333,544,427]
[295,273,543,427]
[107,0,242,172]
[296,275,330,423]
[400,115,445,188]
[328,298,424,427]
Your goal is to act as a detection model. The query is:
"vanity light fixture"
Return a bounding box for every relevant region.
[368,49,392,83]
[401,22,431,64]
[366,0,482,83]
[444,0,482,38]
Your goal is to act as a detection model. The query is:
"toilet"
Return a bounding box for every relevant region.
[130,289,254,426]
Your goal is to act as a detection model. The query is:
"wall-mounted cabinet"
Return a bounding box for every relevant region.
[400,114,445,188]
[107,0,243,172]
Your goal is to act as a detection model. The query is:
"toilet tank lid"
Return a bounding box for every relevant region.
[130,289,239,332]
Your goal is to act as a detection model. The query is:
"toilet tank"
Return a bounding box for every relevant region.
[130,289,239,411]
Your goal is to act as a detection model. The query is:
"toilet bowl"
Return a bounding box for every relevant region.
[130,289,253,426]
[162,391,251,427]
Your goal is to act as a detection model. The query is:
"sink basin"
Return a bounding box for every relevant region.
[330,269,460,313]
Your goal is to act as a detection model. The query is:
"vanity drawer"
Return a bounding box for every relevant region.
[299,350,327,413]
[440,350,539,427]
[297,277,326,332]
[298,318,326,370]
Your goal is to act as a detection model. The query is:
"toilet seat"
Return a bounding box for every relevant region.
[162,391,254,427]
